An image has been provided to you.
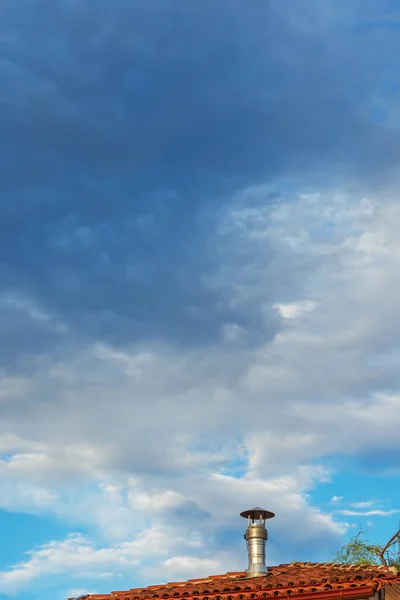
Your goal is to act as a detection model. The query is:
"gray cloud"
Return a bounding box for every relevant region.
[1,185,400,595]
[2,3,400,596]
[1,1,400,356]
[1,189,400,481]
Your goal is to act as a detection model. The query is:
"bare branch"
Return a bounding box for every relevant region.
[379,529,400,567]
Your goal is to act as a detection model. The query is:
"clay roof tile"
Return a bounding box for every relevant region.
[79,563,400,600]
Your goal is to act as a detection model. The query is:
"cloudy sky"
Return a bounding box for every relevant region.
[1,1,400,599]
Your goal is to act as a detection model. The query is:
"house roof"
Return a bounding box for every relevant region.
[78,562,400,600]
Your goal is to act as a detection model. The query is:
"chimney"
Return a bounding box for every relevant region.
[240,507,275,578]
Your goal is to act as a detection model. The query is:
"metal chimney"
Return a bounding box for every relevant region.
[240,507,275,578]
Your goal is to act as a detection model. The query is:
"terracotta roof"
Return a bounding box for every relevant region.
[78,562,400,600]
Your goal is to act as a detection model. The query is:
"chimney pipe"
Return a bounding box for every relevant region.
[240,507,275,578]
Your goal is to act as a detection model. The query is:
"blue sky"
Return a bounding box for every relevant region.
[1,1,400,599]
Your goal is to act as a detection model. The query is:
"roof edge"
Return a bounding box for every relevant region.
[270,585,376,600]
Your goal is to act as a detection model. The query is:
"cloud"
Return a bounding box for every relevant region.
[0,194,399,483]
[330,496,344,504]
[273,301,317,320]
[0,469,345,595]
[2,2,400,598]
[0,534,124,596]
[336,510,400,517]
[148,554,236,582]
[1,1,400,356]
[0,524,207,596]
[1,189,400,557]
[350,501,376,509]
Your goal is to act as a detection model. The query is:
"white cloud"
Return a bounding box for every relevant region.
[273,300,317,320]
[350,501,376,509]
[128,488,185,512]
[2,186,400,594]
[153,554,236,581]
[330,496,344,503]
[0,524,205,596]
[0,534,133,596]
[336,509,400,517]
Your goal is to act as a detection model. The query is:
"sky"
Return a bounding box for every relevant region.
[1,0,400,599]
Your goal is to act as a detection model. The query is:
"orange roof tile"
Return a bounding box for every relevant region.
[76,562,400,600]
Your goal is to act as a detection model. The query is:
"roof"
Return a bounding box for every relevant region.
[78,562,400,600]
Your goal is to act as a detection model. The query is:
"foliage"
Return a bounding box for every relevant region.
[335,528,400,570]
[335,532,382,565]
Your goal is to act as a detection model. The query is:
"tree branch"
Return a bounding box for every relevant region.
[379,529,400,567]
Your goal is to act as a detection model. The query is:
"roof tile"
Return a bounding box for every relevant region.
[78,563,400,600]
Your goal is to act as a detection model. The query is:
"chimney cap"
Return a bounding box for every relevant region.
[240,507,275,520]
